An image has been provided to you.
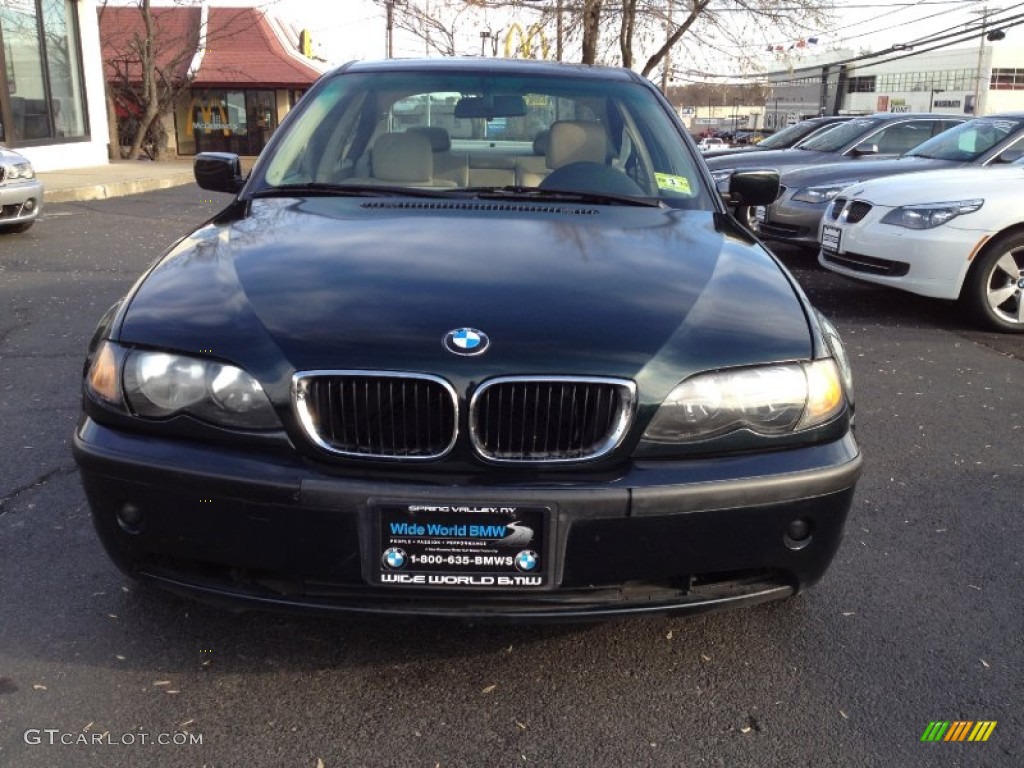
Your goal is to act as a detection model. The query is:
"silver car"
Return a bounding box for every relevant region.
[0,147,43,234]
[756,114,1024,249]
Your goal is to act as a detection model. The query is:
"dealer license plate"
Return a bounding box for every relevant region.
[754,205,767,223]
[821,224,842,254]
[374,503,549,589]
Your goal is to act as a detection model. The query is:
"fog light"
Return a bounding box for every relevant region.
[116,503,144,532]
[23,198,36,212]
[784,518,813,550]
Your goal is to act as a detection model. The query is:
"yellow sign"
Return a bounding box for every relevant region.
[188,96,231,137]
[655,173,692,195]
[505,23,549,60]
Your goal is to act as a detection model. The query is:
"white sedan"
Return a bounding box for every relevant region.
[818,160,1024,332]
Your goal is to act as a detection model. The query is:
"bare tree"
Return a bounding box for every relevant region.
[510,0,833,78]
[100,1,266,160]
[391,0,491,57]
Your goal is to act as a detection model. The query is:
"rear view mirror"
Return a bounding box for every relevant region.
[726,169,780,207]
[194,152,245,194]
[851,142,879,156]
[454,94,527,119]
[994,147,1024,164]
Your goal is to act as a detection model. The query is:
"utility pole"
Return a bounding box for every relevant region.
[660,0,673,94]
[384,0,405,59]
[970,6,1000,115]
[556,0,563,62]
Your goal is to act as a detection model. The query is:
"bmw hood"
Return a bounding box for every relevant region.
[703,148,832,172]
[842,164,1024,207]
[117,197,812,403]
[781,155,954,187]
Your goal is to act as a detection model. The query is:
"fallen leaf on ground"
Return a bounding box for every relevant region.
[482,684,497,694]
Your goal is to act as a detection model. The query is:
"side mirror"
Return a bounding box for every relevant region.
[850,142,879,156]
[194,152,245,194]
[727,169,780,206]
[994,147,1024,164]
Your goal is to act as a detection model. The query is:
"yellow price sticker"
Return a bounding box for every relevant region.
[655,173,692,194]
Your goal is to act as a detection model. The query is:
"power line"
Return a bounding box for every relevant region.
[675,7,1024,81]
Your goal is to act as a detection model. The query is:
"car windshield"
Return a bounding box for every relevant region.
[905,116,1024,161]
[758,120,825,149]
[254,68,714,210]
[797,118,878,152]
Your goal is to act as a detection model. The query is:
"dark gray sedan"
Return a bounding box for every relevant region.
[706,113,964,225]
[700,115,855,160]
[755,114,1024,248]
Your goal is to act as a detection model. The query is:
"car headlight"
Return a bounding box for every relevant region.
[642,359,846,443]
[86,342,280,429]
[792,182,857,204]
[3,162,36,181]
[879,199,983,230]
[818,313,854,408]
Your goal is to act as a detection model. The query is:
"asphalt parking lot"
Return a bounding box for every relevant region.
[1,185,1021,767]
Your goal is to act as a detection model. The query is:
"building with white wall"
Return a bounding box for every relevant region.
[843,43,1023,117]
[1,0,110,171]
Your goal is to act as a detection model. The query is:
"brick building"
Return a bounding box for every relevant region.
[100,4,324,157]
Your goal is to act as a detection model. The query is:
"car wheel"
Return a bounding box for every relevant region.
[733,205,757,232]
[0,220,34,234]
[963,232,1024,333]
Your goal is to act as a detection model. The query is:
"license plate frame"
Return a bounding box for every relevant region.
[373,502,550,589]
[821,224,842,254]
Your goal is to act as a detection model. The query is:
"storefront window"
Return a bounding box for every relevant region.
[175,88,280,155]
[0,0,87,143]
[42,0,86,136]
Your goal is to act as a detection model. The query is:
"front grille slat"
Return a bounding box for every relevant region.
[845,201,872,223]
[470,377,635,463]
[295,372,457,460]
[296,372,634,464]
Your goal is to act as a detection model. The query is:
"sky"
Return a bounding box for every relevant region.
[209,0,1021,76]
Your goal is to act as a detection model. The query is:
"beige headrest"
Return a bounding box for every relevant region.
[408,126,451,152]
[546,121,608,169]
[373,132,433,182]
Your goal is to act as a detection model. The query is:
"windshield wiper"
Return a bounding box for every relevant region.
[465,186,664,208]
[250,183,468,199]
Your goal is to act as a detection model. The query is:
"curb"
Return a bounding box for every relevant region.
[43,172,197,204]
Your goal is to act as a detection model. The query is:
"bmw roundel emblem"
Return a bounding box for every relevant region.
[382,547,407,570]
[444,328,489,356]
[514,550,539,572]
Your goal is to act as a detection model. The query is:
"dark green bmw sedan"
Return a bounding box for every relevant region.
[73,58,861,619]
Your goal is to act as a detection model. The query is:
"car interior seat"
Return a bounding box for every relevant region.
[344,132,458,188]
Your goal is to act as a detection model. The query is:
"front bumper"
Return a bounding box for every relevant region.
[0,179,43,225]
[818,216,983,300]
[755,194,826,248]
[73,417,862,620]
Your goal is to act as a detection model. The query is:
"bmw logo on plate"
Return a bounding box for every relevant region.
[444,328,489,356]
[514,550,539,572]
[382,547,407,570]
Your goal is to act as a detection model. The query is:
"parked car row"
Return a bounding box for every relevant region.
[708,112,1024,332]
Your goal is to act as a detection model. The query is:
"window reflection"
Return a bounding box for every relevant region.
[0,0,86,143]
